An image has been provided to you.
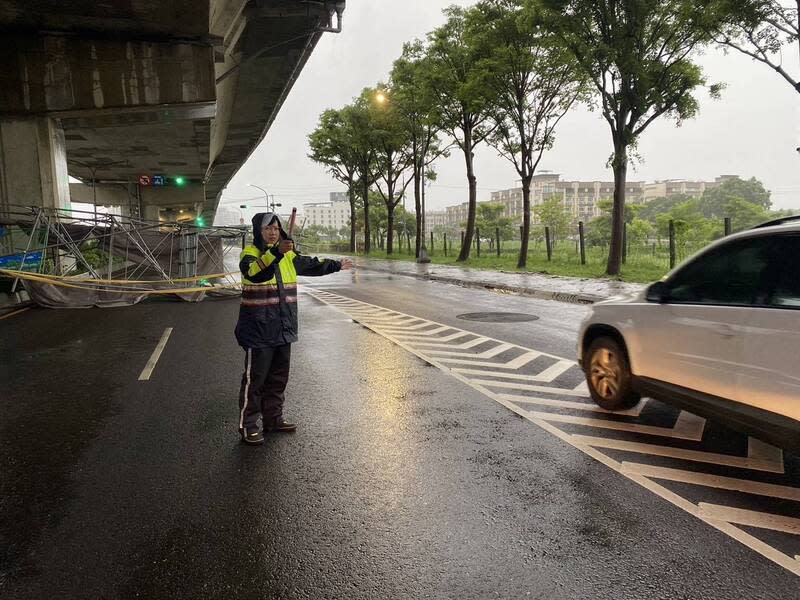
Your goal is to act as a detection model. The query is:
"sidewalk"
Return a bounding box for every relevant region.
[349,257,646,304]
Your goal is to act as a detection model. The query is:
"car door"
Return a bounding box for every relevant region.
[638,235,773,402]
[736,233,800,420]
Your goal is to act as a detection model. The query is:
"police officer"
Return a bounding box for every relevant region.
[235,212,353,445]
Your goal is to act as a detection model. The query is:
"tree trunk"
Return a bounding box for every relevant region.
[458,124,476,262]
[362,174,371,255]
[386,204,395,255]
[413,149,422,258]
[348,181,357,253]
[517,175,532,269]
[607,142,628,276]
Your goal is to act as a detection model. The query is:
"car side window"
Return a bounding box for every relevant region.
[666,237,773,306]
[767,235,800,309]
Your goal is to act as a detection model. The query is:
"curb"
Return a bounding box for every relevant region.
[354,264,606,305]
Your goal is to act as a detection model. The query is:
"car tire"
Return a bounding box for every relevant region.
[585,336,640,411]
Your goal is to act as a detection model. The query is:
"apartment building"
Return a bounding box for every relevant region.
[491,174,645,224]
[303,200,350,230]
[643,175,734,200]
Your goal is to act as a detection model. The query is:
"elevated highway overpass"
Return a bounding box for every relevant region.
[0,0,344,223]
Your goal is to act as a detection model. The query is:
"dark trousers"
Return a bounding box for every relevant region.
[238,345,292,433]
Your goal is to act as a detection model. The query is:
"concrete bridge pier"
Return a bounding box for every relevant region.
[0,116,71,217]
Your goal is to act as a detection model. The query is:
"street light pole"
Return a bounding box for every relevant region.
[248,184,269,210]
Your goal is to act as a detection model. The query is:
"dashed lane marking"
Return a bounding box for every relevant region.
[138,327,173,381]
[306,288,800,577]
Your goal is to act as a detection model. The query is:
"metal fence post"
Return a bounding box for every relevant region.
[460,230,465,252]
[545,226,552,261]
[724,217,732,236]
[444,232,447,257]
[669,219,676,269]
[578,221,586,265]
[476,227,481,257]
[430,231,434,254]
[496,227,501,257]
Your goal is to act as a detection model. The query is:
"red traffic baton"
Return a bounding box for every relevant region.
[287,207,297,237]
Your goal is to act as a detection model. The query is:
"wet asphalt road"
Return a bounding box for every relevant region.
[1,269,799,599]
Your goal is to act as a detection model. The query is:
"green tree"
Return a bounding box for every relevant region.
[724,196,771,231]
[344,97,380,254]
[586,199,644,246]
[638,194,695,223]
[308,108,360,252]
[423,6,497,262]
[700,176,772,217]
[533,196,572,241]
[469,202,515,244]
[391,41,449,259]
[707,0,799,95]
[628,218,655,246]
[369,84,414,255]
[537,0,725,275]
[472,0,587,267]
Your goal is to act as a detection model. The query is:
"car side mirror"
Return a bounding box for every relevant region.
[646,281,669,304]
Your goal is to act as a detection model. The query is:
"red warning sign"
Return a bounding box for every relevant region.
[138,174,151,186]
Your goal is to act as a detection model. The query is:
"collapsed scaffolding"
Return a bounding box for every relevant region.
[0,205,246,308]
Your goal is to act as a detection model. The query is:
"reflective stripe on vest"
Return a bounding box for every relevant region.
[240,246,298,286]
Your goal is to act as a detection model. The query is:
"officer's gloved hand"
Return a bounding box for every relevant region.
[274,238,294,256]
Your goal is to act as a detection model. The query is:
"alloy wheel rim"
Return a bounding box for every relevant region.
[589,348,621,400]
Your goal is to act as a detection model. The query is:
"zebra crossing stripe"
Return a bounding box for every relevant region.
[306,288,800,577]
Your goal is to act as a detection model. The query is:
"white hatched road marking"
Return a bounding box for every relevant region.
[306,288,800,577]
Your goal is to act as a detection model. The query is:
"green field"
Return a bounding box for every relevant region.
[308,237,711,284]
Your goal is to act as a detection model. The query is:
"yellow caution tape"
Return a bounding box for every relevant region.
[0,269,236,284]
[0,269,241,295]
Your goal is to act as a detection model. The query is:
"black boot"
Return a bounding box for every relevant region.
[266,418,296,433]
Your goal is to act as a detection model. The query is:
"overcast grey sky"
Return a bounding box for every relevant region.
[221,0,800,216]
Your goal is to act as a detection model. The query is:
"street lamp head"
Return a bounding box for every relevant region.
[375,91,387,105]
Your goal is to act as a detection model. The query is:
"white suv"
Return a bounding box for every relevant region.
[577,218,800,452]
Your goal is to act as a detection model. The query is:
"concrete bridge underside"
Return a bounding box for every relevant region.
[0,0,344,222]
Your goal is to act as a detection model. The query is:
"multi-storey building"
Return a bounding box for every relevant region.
[643,175,734,200]
[425,211,448,230]
[329,191,349,204]
[303,200,351,230]
[445,202,471,228]
[491,174,646,224]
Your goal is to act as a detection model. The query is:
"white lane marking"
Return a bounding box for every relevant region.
[470,378,588,397]
[528,410,704,441]
[377,321,447,332]
[435,351,542,369]
[497,393,648,417]
[571,434,785,474]
[425,342,514,359]
[621,462,800,502]
[453,359,577,383]
[749,437,784,464]
[138,327,173,381]
[698,503,800,535]
[673,411,707,439]
[386,325,453,337]
[573,380,589,393]
[307,289,800,577]
[409,336,491,350]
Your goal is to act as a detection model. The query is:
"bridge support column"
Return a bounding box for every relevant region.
[0,117,71,216]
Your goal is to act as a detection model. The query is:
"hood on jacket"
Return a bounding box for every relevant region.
[251,212,288,251]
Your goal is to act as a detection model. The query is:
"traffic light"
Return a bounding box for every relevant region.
[196,215,205,227]
[174,176,186,186]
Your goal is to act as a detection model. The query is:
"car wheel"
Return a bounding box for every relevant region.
[585,336,640,411]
